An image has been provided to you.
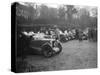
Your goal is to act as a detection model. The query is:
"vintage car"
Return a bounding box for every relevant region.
[17,32,62,57]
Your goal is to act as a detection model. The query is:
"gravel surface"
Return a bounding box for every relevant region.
[18,40,97,72]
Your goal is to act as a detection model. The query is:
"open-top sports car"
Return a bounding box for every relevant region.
[17,32,62,57]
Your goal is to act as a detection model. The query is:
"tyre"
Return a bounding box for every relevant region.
[42,44,54,57]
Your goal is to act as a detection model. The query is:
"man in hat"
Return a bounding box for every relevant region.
[53,25,60,41]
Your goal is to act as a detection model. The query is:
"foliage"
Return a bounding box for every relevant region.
[15,2,97,29]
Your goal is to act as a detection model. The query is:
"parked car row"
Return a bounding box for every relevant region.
[21,28,88,43]
[17,27,97,57]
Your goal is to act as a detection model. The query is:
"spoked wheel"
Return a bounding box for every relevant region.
[42,45,54,57]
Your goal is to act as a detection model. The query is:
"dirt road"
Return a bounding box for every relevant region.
[24,40,97,72]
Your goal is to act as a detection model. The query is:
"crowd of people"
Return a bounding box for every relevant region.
[19,26,97,43]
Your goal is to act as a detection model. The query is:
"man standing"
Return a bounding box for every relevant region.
[54,25,60,41]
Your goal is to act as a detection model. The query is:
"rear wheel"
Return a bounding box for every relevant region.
[42,45,54,57]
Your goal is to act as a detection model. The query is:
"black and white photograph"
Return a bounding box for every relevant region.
[11,1,97,73]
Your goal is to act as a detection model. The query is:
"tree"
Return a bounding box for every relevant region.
[65,5,77,25]
[39,4,49,19]
[16,2,37,24]
[58,6,66,20]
